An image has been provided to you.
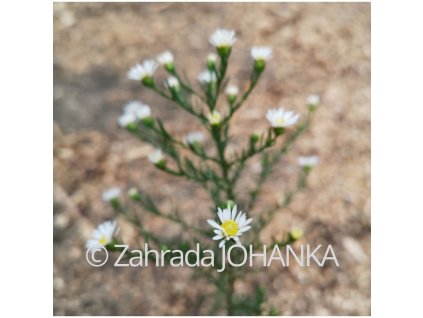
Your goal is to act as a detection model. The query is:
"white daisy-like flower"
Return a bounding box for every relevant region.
[251,46,273,61]
[207,110,222,126]
[101,187,121,202]
[266,108,301,128]
[186,131,205,144]
[127,59,158,81]
[148,149,165,164]
[207,53,218,63]
[225,85,239,96]
[198,70,217,84]
[165,76,179,89]
[124,101,151,119]
[207,204,252,248]
[298,155,319,167]
[124,101,144,114]
[118,112,137,128]
[157,51,174,65]
[209,28,237,48]
[85,220,118,250]
[307,94,320,106]
[118,101,151,127]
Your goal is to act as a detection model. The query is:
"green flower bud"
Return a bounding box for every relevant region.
[289,228,303,241]
[110,198,121,209]
[142,76,154,87]
[160,244,170,251]
[217,46,231,58]
[155,160,166,169]
[253,59,266,73]
[303,165,312,174]
[157,51,175,73]
[127,187,141,201]
[207,110,222,126]
[179,241,190,252]
[226,200,235,210]
[165,62,175,73]
[141,117,154,127]
[227,95,236,104]
[273,127,285,136]
[126,122,138,132]
[148,149,166,169]
[250,132,261,144]
[207,53,218,70]
[307,95,320,112]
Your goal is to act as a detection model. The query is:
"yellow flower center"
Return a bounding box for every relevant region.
[221,220,239,236]
[209,112,221,125]
[290,228,303,240]
[274,118,286,126]
[98,236,108,245]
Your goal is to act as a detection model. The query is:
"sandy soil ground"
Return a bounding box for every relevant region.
[53,3,370,315]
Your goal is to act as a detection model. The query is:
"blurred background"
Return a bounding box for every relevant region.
[53,2,370,315]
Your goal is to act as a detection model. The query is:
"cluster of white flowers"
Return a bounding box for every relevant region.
[118,101,152,128]
[128,51,174,84]
[119,27,320,254]
[209,28,237,48]
[266,108,301,128]
[198,70,217,84]
[251,46,273,62]
[298,155,319,167]
[85,220,118,250]
[207,204,252,248]
[185,131,205,145]
[128,59,158,81]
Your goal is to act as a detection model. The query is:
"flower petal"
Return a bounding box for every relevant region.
[239,225,251,233]
[214,229,223,235]
[231,205,237,220]
[242,218,253,226]
[207,219,221,230]
[219,239,226,248]
[239,214,247,225]
[217,208,225,223]
[223,208,231,221]
[235,211,243,223]
[85,239,101,249]
[233,236,241,245]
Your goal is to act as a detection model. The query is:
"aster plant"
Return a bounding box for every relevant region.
[88,28,320,315]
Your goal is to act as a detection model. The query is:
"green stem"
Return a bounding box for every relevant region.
[225,267,236,315]
[216,54,229,98]
[223,69,262,126]
[171,69,209,105]
[247,112,314,210]
[252,169,310,245]
[149,83,207,122]
[113,204,161,244]
[150,122,219,164]
[210,125,234,201]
